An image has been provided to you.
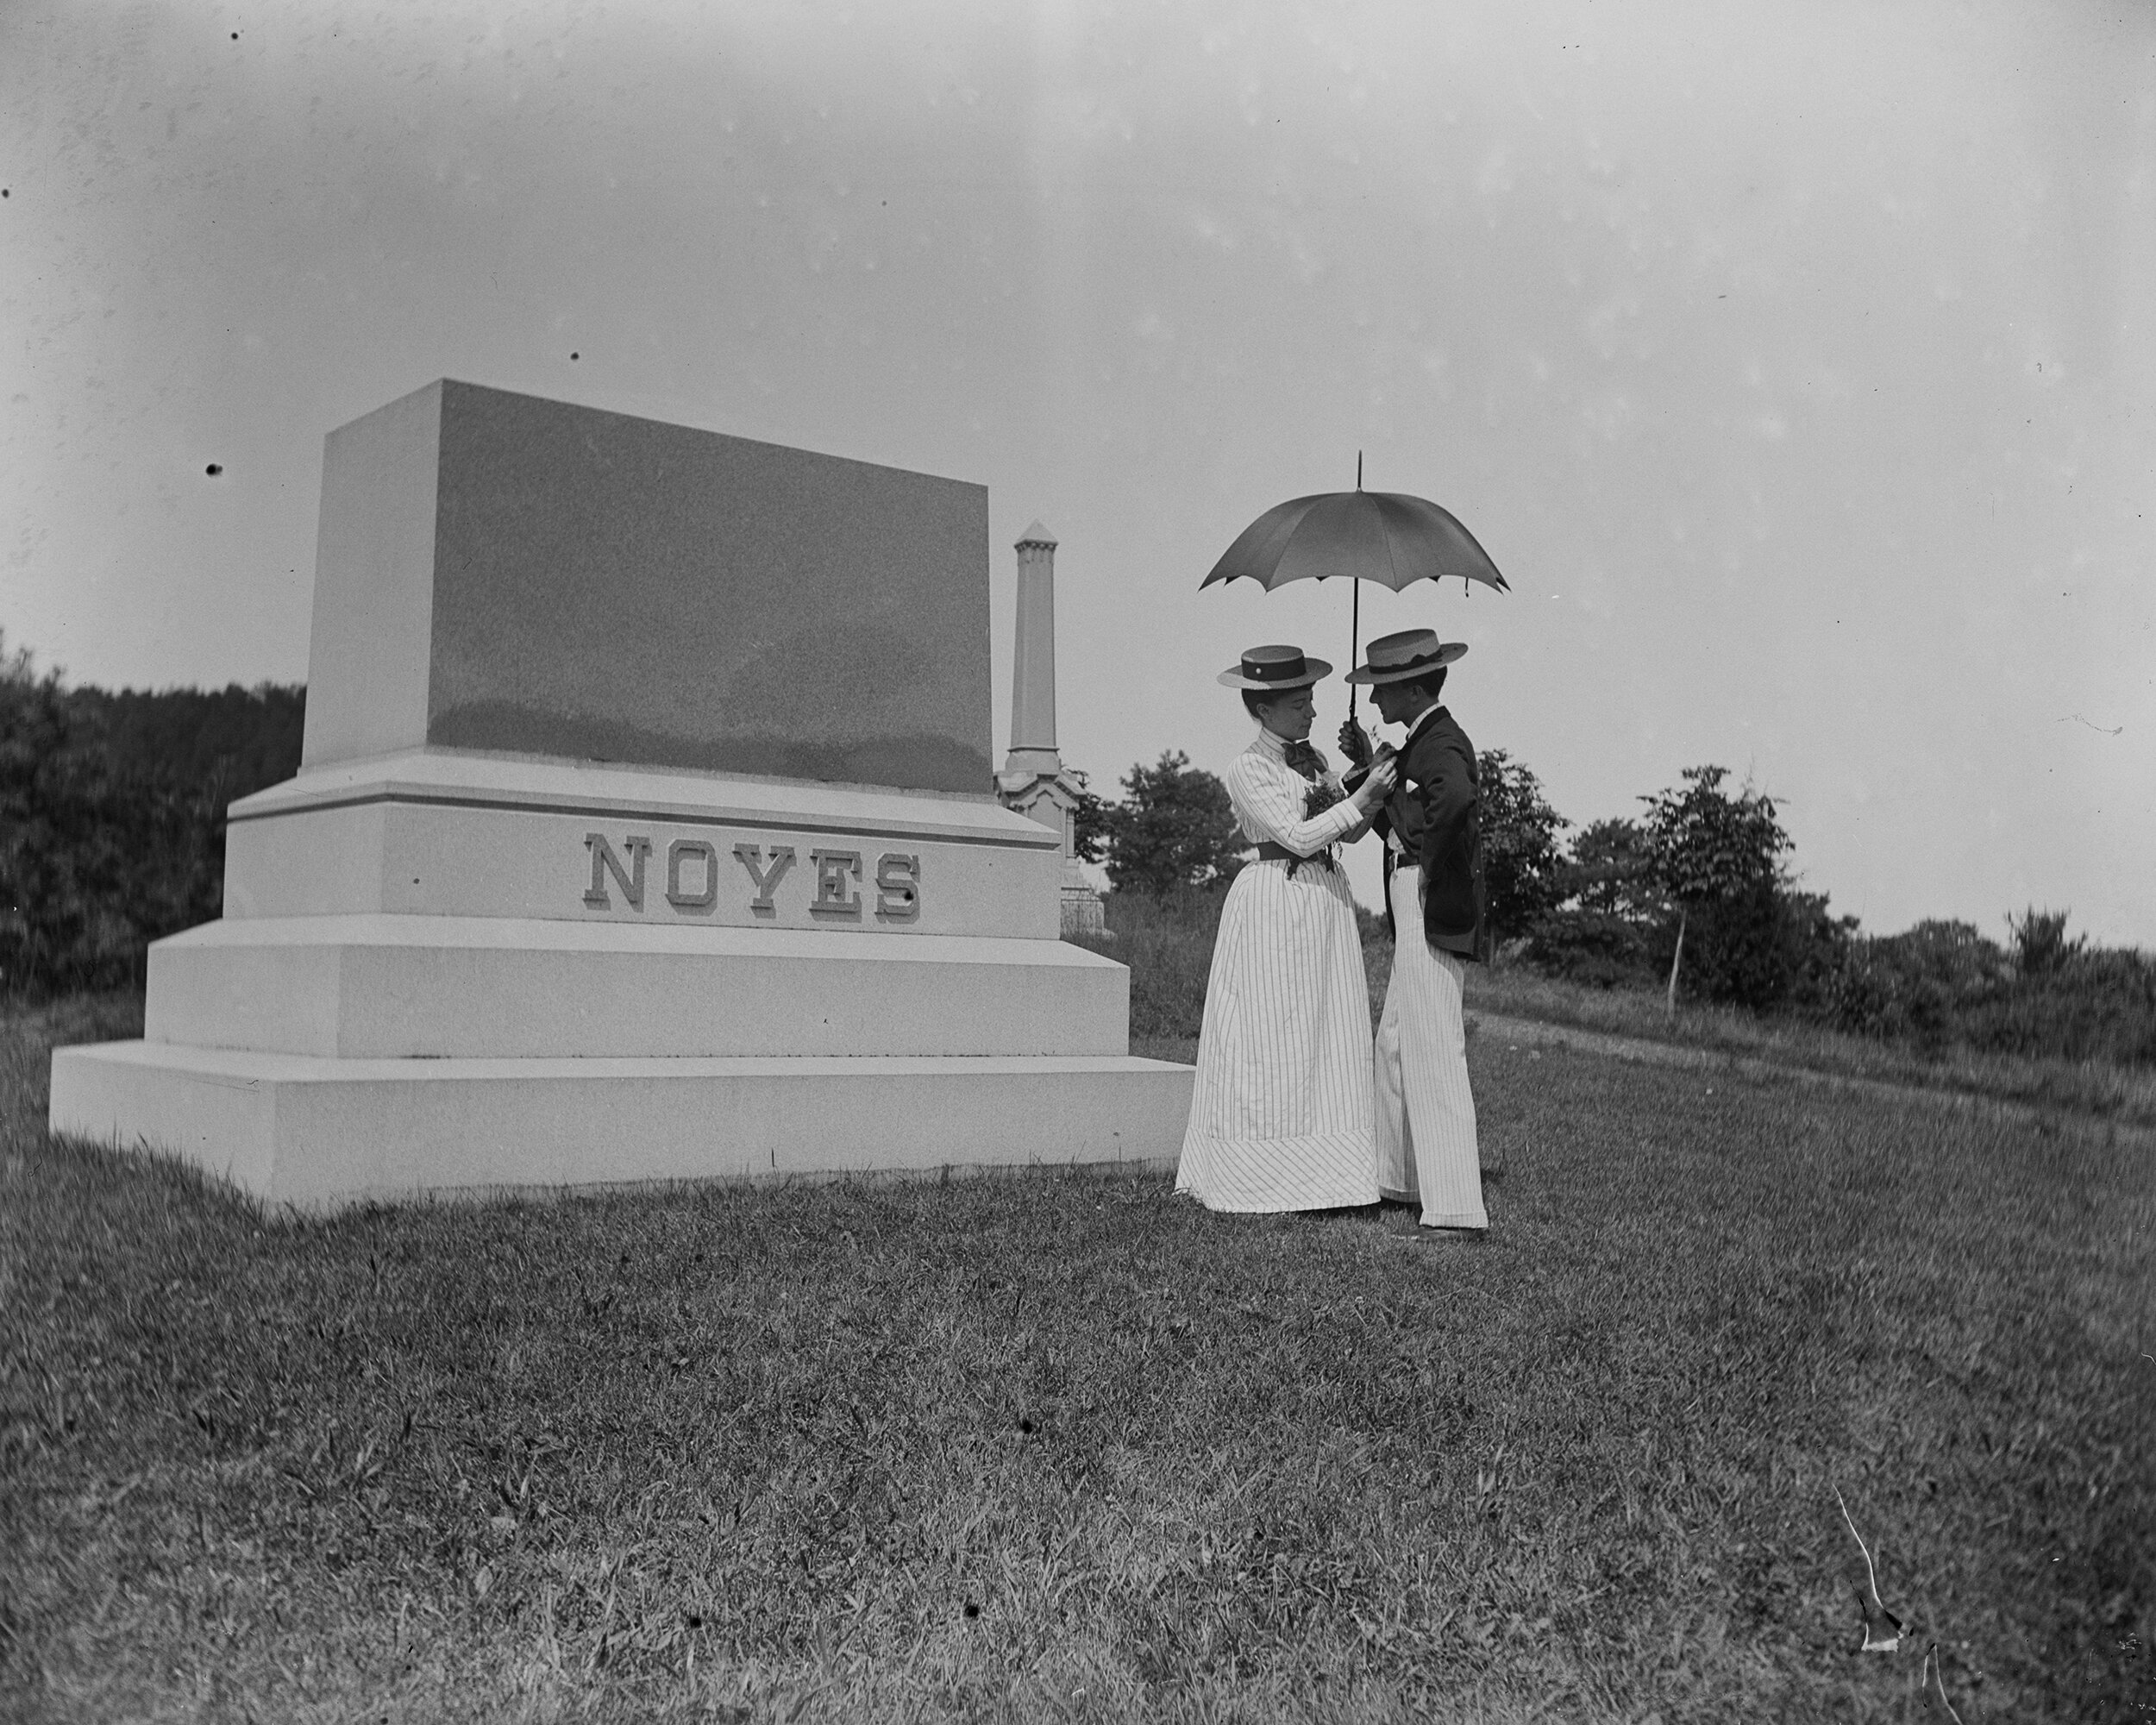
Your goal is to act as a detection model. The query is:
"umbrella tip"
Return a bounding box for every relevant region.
[1357,451,1363,491]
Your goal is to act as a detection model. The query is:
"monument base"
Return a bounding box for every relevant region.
[50,1041,1194,1212]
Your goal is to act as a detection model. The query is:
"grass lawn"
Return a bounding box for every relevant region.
[4,993,2153,1722]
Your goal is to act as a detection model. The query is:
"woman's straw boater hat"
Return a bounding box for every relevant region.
[1217,644,1332,691]
[1344,627,1469,687]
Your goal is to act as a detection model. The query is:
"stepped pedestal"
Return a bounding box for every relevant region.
[50,750,1191,1208]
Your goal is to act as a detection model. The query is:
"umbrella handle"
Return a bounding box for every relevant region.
[1349,580,1360,718]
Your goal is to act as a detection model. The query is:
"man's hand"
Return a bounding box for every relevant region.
[1338,718,1373,768]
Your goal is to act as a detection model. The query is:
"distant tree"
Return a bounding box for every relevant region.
[72,681,305,801]
[1475,748,1570,940]
[1639,765,1793,1014]
[1099,750,1244,895]
[0,637,171,994]
[1821,919,2009,1048]
[1519,814,1662,988]
[2007,906,2083,978]
[0,632,306,996]
[1521,906,1651,988]
[1,634,67,988]
[1561,817,1663,922]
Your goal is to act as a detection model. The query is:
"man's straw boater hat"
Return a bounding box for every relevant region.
[1217,643,1332,690]
[1344,626,1469,687]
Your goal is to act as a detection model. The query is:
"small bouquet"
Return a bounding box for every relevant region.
[1279,740,1345,877]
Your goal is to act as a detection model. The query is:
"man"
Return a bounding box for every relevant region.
[1339,628,1493,1239]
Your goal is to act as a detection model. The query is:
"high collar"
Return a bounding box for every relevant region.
[1400,703,1447,749]
[1251,724,1292,762]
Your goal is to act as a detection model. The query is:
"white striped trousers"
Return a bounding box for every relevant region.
[1375,862,1487,1230]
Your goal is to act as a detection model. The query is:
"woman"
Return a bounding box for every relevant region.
[1175,644,1399,1214]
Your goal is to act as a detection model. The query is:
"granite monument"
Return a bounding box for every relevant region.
[49,380,1192,1207]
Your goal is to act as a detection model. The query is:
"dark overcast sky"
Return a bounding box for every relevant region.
[3,0,2151,944]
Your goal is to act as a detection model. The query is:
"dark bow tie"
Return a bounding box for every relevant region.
[1282,739,1327,781]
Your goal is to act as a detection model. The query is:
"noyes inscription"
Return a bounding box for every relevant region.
[583,832,920,925]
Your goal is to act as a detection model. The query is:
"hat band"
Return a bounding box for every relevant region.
[1374,648,1445,674]
[1243,655,1310,682]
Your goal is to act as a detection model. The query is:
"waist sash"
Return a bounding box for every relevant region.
[1255,839,1335,876]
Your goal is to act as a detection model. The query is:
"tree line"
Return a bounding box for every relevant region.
[1,634,304,996]
[1074,747,2156,1069]
[4,632,2149,1070]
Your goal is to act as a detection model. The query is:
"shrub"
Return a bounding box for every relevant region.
[1820,919,2010,1049]
[1066,768,1111,865]
[1773,889,1863,1014]
[2007,905,2083,977]
[0,637,304,998]
[1524,907,1656,988]
[1097,751,1244,895]
[1814,912,2156,1066]
[1476,748,1570,942]
[1637,766,1814,1011]
[1558,817,1663,923]
[1638,880,1857,1015]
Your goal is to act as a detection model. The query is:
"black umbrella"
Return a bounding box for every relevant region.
[1200,455,1508,712]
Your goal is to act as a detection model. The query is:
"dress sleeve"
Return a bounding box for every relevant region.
[1226,754,1366,857]
[1328,769,1375,843]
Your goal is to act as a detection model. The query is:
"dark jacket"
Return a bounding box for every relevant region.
[1351,705,1492,962]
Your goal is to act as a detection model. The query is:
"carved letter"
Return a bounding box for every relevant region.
[874,852,921,924]
[732,843,797,916]
[583,833,652,910]
[808,849,863,921]
[665,837,719,912]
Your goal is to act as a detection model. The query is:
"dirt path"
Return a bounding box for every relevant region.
[1470,1008,2153,1137]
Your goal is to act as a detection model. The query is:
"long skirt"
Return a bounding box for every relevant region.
[1175,856,1381,1213]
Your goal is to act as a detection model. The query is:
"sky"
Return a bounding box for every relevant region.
[4,0,2152,946]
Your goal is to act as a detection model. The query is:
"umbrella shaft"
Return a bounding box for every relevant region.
[1350,581,1360,713]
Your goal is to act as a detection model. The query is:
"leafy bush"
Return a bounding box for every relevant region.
[2008,906,2083,977]
[67,681,305,794]
[1636,765,1798,1010]
[1966,954,2156,1066]
[1527,816,1664,986]
[1475,748,1570,941]
[1559,817,1663,922]
[1819,919,2009,1049]
[1095,751,1244,895]
[1819,912,2156,1065]
[1524,908,1654,989]
[1065,767,1112,864]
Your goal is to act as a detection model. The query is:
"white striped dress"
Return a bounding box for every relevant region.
[1175,727,1381,1214]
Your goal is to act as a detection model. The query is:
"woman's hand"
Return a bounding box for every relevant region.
[1352,754,1398,812]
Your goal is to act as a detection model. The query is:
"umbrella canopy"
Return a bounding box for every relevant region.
[1200,489,1509,595]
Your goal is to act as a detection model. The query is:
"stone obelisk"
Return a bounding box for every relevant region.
[995,523,1106,937]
